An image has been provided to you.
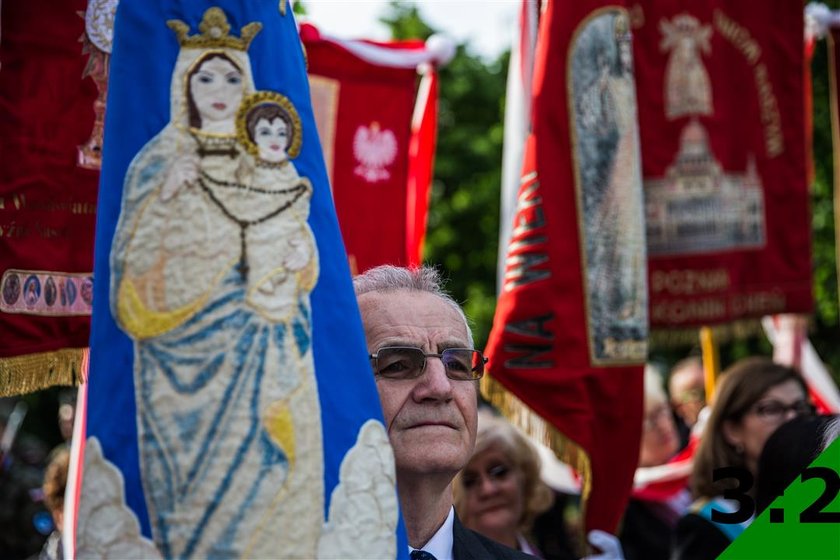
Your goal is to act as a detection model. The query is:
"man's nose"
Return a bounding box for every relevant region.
[412,356,453,400]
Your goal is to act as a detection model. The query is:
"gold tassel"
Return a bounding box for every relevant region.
[480,375,591,546]
[0,348,87,397]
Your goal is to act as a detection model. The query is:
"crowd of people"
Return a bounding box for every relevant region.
[2,263,839,559]
[0,391,74,559]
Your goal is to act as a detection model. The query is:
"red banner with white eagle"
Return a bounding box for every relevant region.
[485,1,645,535]
[300,24,448,274]
[0,0,107,396]
[632,0,812,333]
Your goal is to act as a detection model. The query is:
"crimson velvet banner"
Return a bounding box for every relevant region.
[0,0,100,395]
[830,26,840,317]
[301,24,436,274]
[485,2,645,534]
[632,0,812,333]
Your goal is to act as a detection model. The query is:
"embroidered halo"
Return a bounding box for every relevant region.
[236,91,303,159]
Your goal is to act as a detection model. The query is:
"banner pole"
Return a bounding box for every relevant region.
[699,326,719,400]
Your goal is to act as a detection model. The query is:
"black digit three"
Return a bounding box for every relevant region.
[800,466,840,523]
[711,467,754,524]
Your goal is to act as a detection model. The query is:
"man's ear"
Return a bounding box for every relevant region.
[722,419,743,448]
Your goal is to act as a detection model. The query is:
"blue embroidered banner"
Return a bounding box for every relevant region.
[77,2,404,557]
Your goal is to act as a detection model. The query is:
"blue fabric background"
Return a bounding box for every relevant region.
[87,1,406,555]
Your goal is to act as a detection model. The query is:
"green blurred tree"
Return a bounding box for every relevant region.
[380,1,507,348]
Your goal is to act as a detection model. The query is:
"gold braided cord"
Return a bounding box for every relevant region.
[0,347,87,397]
[480,375,591,543]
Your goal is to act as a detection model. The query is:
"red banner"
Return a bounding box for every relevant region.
[301,24,440,274]
[632,1,812,331]
[0,0,100,395]
[485,3,645,535]
[830,25,840,326]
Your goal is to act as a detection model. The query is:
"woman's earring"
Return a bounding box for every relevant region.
[734,443,744,454]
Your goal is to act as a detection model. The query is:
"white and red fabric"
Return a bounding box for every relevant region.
[300,23,452,273]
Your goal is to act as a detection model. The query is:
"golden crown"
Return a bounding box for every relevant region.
[168,7,261,51]
[614,13,631,41]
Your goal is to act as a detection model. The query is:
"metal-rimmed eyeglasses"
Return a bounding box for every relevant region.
[749,399,816,422]
[369,346,487,381]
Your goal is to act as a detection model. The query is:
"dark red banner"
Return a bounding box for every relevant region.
[0,0,100,394]
[485,3,644,534]
[301,24,427,274]
[632,0,812,329]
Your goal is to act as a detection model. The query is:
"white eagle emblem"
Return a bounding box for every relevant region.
[353,121,397,183]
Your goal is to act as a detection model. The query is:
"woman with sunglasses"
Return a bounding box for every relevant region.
[672,357,814,560]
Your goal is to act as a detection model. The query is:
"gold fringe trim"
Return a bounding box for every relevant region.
[0,348,87,397]
[650,318,764,347]
[481,375,591,546]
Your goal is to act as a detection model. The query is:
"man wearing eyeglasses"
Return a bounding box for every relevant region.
[354,265,533,560]
[668,357,706,431]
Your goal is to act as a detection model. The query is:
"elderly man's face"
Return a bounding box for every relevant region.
[358,290,478,479]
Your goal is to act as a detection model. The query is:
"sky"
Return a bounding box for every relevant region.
[301,0,519,61]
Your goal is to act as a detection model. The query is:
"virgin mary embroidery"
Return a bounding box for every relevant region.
[109,8,324,557]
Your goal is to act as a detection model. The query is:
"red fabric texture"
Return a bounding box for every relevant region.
[805,34,815,186]
[0,0,97,357]
[485,0,643,533]
[634,1,812,328]
[302,24,427,274]
[632,437,697,502]
[405,70,438,266]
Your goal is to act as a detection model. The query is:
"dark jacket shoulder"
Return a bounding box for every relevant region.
[671,512,732,560]
[452,514,536,560]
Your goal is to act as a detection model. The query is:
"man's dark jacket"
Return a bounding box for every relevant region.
[452,513,536,560]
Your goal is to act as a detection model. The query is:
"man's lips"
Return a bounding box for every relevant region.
[405,421,457,429]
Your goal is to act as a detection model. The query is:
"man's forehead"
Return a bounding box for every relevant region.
[358,290,468,340]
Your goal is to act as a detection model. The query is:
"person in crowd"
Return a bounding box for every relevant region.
[0,399,52,559]
[754,414,837,516]
[36,448,70,560]
[453,409,555,557]
[668,357,706,447]
[355,265,623,560]
[354,265,534,559]
[672,357,813,559]
[619,365,689,560]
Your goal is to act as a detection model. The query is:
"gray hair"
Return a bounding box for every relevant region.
[353,265,474,347]
[823,416,840,452]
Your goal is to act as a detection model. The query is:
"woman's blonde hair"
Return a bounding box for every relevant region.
[690,357,805,499]
[454,409,554,531]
